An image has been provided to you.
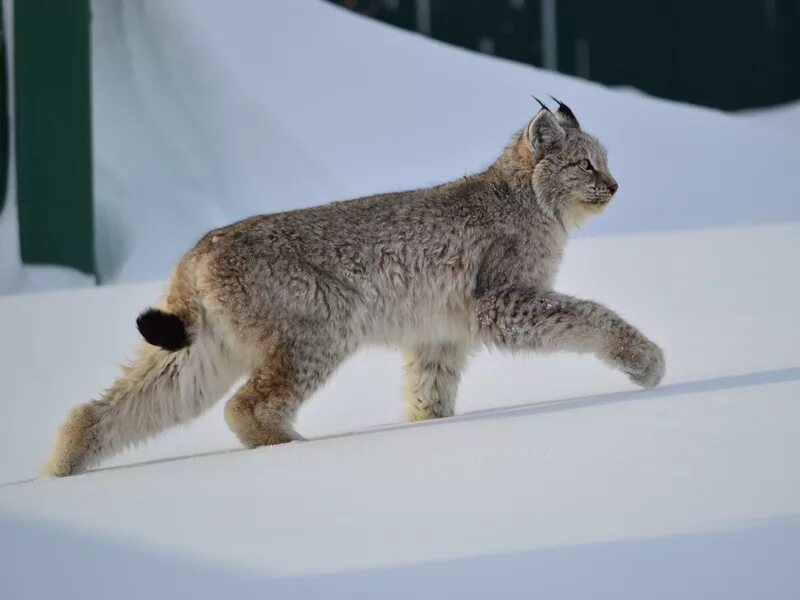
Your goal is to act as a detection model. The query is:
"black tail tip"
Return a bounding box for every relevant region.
[136,308,190,351]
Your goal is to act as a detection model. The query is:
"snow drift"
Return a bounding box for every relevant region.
[90,0,800,285]
[1,223,798,598]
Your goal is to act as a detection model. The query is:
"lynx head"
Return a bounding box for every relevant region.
[524,98,618,229]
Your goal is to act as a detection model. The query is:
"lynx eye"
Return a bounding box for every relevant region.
[579,159,593,171]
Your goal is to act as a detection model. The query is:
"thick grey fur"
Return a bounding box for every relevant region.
[43,103,664,476]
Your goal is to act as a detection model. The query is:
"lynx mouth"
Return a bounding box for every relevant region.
[579,198,611,216]
[582,198,611,206]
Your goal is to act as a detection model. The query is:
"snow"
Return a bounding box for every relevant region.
[1,222,798,484]
[2,380,799,598]
[89,0,800,285]
[1,223,798,597]
[3,0,799,292]
[0,0,799,596]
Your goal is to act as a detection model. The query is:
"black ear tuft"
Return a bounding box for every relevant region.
[548,95,580,129]
[530,95,550,112]
[136,308,190,351]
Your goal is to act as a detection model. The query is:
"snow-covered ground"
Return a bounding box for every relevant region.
[0,0,798,597]
[1,223,798,598]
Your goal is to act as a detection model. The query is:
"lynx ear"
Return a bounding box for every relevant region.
[527,109,565,156]
[549,96,580,129]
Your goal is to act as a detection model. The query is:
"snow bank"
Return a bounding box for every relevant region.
[1,382,798,598]
[2,0,797,293]
[2,222,797,484]
[1,223,798,597]
[91,0,800,285]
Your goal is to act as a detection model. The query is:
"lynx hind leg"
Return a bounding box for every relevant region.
[43,331,243,477]
[42,403,97,478]
[224,341,347,448]
[404,342,468,422]
[224,364,303,448]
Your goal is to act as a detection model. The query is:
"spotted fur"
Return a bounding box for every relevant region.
[43,103,664,477]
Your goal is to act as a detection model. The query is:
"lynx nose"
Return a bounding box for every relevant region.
[608,179,619,195]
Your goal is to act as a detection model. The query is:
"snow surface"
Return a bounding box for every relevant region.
[89,0,800,286]
[0,0,798,597]
[1,223,798,598]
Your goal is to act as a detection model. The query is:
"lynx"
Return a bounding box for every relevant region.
[44,100,664,477]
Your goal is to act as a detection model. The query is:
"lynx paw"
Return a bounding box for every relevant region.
[610,335,665,389]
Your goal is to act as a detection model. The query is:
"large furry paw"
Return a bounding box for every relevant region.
[225,400,304,449]
[405,397,456,423]
[609,334,665,389]
[239,426,305,449]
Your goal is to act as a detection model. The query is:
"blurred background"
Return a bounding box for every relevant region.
[329,0,800,110]
[0,0,798,294]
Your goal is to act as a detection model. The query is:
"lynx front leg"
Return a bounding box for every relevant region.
[476,289,664,388]
[403,342,468,422]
